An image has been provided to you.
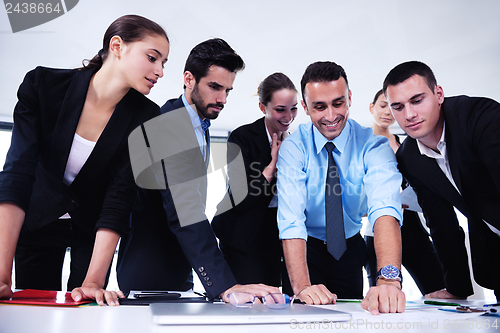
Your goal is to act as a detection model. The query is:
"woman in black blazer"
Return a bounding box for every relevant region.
[212,73,298,291]
[0,15,169,305]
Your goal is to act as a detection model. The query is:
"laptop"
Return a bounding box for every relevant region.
[150,302,351,325]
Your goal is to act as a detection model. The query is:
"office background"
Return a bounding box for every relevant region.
[0,0,499,300]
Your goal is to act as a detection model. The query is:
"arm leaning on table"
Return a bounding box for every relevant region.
[282,238,336,304]
[0,203,25,299]
[361,215,405,315]
[277,137,336,305]
[360,134,405,314]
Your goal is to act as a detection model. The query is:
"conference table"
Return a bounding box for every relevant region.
[0,297,498,333]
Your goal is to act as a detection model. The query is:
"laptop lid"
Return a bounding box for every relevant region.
[150,302,351,325]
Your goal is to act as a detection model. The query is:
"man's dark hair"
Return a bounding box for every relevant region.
[300,61,348,104]
[383,61,437,95]
[184,38,245,86]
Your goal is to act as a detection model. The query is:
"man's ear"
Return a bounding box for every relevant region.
[435,85,445,105]
[302,100,310,115]
[184,71,195,90]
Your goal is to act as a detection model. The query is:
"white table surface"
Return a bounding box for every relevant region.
[0,298,498,333]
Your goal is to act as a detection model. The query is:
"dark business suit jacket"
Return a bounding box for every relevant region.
[0,66,159,237]
[212,117,278,252]
[117,96,237,299]
[397,95,500,296]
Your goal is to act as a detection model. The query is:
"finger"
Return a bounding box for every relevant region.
[297,288,315,305]
[388,289,398,313]
[377,292,389,314]
[397,291,406,313]
[263,284,281,294]
[368,290,380,315]
[305,286,331,305]
[251,284,280,296]
[95,289,104,306]
[315,285,335,304]
[303,290,318,305]
[104,291,119,306]
[361,295,369,311]
[117,290,126,299]
[71,288,83,302]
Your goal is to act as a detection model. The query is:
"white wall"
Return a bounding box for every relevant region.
[1,0,500,134]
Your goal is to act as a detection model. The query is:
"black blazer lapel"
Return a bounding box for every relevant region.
[443,105,463,193]
[407,141,469,214]
[71,89,137,187]
[49,68,96,179]
[250,117,272,166]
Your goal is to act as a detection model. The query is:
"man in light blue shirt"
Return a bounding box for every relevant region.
[277,61,406,314]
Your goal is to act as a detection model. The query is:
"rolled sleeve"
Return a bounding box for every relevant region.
[277,138,308,240]
[363,138,403,229]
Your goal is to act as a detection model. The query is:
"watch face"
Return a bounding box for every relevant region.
[381,265,400,279]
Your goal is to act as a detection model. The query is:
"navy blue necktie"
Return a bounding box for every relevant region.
[201,118,211,164]
[324,142,346,260]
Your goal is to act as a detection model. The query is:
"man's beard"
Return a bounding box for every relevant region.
[191,83,224,120]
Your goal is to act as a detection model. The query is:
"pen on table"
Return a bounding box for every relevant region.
[424,300,461,306]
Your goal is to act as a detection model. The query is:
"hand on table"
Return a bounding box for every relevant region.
[221,283,281,303]
[295,284,337,305]
[71,282,125,306]
[425,288,466,299]
[361,283,406,315]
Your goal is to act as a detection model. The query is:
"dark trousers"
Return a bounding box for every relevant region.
[219,208,292,294]
[117,217,193,295]
[365,209,445,295]
[15,219,98,291]
[307,233,365,299]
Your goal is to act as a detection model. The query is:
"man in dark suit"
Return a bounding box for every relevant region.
[117,38,280,301]
[383,61,500,300]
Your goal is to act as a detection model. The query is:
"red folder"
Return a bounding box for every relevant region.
[0,289,93,306]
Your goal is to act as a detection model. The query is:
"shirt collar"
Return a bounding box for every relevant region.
[182,94,206,131]
[313,119,350,155]
[417,121,447,159]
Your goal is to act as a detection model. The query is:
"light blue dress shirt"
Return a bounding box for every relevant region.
[277,119,403,242]
[181,94,209,160]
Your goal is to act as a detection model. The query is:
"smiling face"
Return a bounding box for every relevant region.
[385,74,444,148]
[119,34,170,95]
[370,93,395,129]
[302,78,351,141]
[260,88,298,135]
[185,65,236,120]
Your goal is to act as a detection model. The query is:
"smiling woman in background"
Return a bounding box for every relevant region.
[0,15,169,305]
[212,73,297,293]
[363,89,445,296]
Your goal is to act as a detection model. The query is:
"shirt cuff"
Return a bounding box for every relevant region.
[368,205,403,229]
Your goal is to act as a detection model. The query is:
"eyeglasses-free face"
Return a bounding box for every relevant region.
[227,292,294,309]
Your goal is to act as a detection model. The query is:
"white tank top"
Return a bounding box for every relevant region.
[59,133,96,219]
